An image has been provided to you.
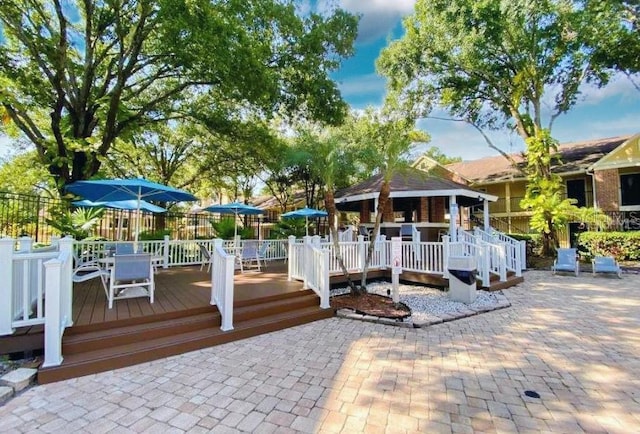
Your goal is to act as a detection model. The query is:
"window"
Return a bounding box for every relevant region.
[566,179,586,207]
[620,173,640,206]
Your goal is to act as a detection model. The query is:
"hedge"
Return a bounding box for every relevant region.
[577,231,640,261]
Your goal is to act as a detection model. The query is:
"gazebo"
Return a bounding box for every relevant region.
[335,168,498,241]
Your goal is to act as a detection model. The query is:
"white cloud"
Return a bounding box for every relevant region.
[337,73,388,104]
[339,0,416,44]
[576,73,640,106]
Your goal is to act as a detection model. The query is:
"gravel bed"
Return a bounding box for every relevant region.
[332,281,502,323]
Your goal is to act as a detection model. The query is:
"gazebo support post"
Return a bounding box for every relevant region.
[483,199,490,231]
[449,195,458,242]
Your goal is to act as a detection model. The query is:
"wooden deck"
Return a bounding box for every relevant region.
[71,261,300,327]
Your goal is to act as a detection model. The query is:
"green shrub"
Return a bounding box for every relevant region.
[577,231,640,261]
[210,217,253,239]
[139,229,171,240]
[509,233,543,257]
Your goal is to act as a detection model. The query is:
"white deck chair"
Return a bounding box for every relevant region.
[199,244,212,272]
[238,240,261,272]
[107,254,155,309]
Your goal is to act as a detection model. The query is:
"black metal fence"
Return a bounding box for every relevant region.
[0,191,267,244]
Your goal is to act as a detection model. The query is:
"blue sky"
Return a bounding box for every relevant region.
[2,1,639,162]
[330,0,640,160]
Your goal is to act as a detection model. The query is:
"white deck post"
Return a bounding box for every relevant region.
[302,236,311,289]
[442,235,450,279]
[515,240,523,277]
[520,240,527,271]
[163,235,170,268]
[42,257,63,367]
[287,236,295,281]
[357,235,365,272]
[0,238,15,335]
[481,243,491,287]
[221,253,234,331]
[319,249,330,309]
[18,236,33,253]
[58,237,74,327]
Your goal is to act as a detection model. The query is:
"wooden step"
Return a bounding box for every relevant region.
[62,311,222,355]
[38,291,333,384]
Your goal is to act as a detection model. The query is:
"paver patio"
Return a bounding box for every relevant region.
[1,270,639,433]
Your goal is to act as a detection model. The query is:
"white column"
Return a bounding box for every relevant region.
[449,195,458,242]
[163,235,170,268]
[287,236,295,281]
[0,238,15,335]
[483,199,490,231]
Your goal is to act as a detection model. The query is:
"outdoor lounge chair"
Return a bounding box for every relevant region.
[552,248,579,276]
[106,254,155,309]
[592,256,622,278]
[199,244,212,272]
[237,240,261,272]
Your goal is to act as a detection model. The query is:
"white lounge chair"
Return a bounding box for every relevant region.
[592,256,622,278]
[106,254,155,309]
[199,244,212,272]
[552,248,579,276]
[237,240,261,272]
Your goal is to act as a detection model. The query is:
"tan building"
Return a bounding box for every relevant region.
[414,133,640,246]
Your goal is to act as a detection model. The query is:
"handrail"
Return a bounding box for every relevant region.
[303,243,330,309]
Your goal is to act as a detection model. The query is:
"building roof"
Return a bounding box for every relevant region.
[444,135,632,184]
[335,167,497,205]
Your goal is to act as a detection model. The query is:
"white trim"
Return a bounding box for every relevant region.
[588,133,640,171]
[336,189,498,204]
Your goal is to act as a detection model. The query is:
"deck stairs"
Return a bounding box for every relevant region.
[38,289,332,384]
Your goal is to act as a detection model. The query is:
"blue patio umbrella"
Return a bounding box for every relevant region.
[67,178,197,246]
[281,206,327,236]
[202,201,264,238]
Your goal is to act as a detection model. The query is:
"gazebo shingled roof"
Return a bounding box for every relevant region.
[335,167,497,208]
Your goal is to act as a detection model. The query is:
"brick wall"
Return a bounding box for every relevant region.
[430,197,446,222]
[418,197,429,222]
[594,169,620,211]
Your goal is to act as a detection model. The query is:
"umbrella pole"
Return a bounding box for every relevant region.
[305,216,309,237]
[135,188,142,251]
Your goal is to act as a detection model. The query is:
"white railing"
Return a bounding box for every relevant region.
[302,243,330,309]
[403,242,445,274]
[0,237,69,335]
[324,240,362,273]
[211,240,235,331]
[288,236,305,281]
[476,227,525,275]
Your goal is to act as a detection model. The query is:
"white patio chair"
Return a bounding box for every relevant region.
[238,240,261,272]
[106,254,155,309]
[199,244,212,272]
[592,256,622,278]
[552,248,579,276]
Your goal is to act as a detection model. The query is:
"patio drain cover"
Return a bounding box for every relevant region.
[524,390,540,399]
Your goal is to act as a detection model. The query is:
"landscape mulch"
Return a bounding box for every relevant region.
[331,293,411,319]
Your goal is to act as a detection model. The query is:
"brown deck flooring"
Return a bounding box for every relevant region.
[72,261,301,327]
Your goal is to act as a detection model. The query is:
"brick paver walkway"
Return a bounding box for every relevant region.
[1,270,639,433]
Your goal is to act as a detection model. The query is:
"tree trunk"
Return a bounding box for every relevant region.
[324,190,359,294]
[361,180,391,289]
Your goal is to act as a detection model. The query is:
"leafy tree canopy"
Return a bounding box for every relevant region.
[377,0,607,142]
[0,0,358,191]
